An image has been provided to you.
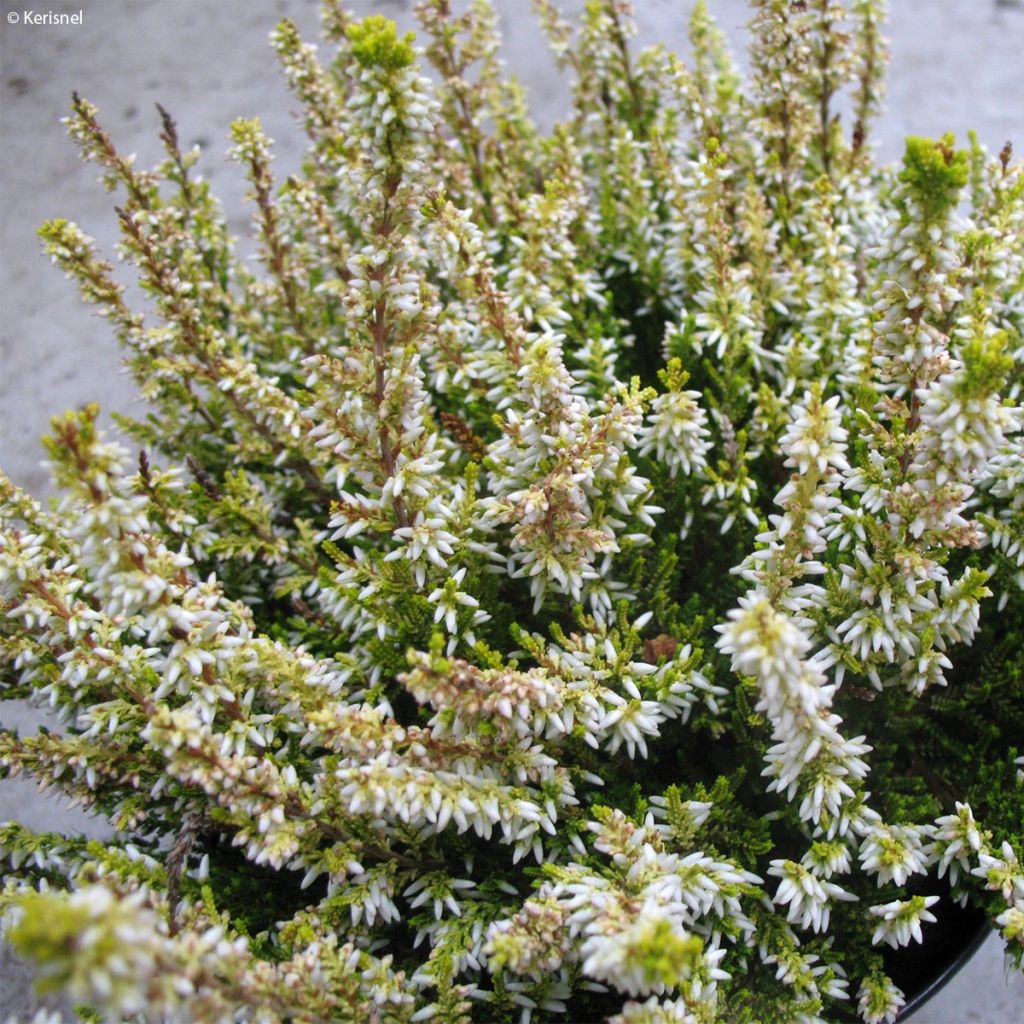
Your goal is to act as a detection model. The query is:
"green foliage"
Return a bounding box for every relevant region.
[635,917,705,989]
[346,15,415,70]
[955,330,1014,400]
[899,133,970,218]
[687,772,775,869]
[6,892,100,994]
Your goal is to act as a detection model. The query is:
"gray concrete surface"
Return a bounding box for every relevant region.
[1,1,1023,1021]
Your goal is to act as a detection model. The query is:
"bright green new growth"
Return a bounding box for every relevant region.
[659,357,691,393]
[7,889,145,999]
[955,331,1014,400]
[228,116,265,148]
[899,132,970,218]
[635,918,705,990]
[346,14,415,69]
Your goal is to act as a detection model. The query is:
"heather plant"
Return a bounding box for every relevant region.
[2,1,1023,1022]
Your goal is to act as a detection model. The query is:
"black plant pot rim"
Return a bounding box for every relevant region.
[898,920,991,1021]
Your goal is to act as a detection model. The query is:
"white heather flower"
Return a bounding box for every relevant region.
[768,859,857,932]
[972,840,1024,905]
[758,943,848,1017]
[609,995,701,1023]
[484,898,571,976]
[995,903,1024,950]
[980,441,1024,595]
[7,886,160,1016]
[638,386,711,477]
[931,802,984,886]
[481,334,655,613]
[386,513,459,581]
[489,809,755,1008]
[779,392,850,475]
[425,566,488,647]
[857,971,906,1024]
[716,594,809,684]
[717,596,872,833]
[859,824,931,887]
[869,894,939,948]
[577,904,692,997]
[647,795,713,832]
[801,840,853,879]
[599,691,667,759]
[915,367,1021,480]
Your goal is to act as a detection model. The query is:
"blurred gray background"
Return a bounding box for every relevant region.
[1,1,1023,1020]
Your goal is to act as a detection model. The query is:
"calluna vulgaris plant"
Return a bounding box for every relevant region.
[2,1,1024,1021]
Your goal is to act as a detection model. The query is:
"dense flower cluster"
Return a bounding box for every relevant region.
[2,2,1023,1023]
